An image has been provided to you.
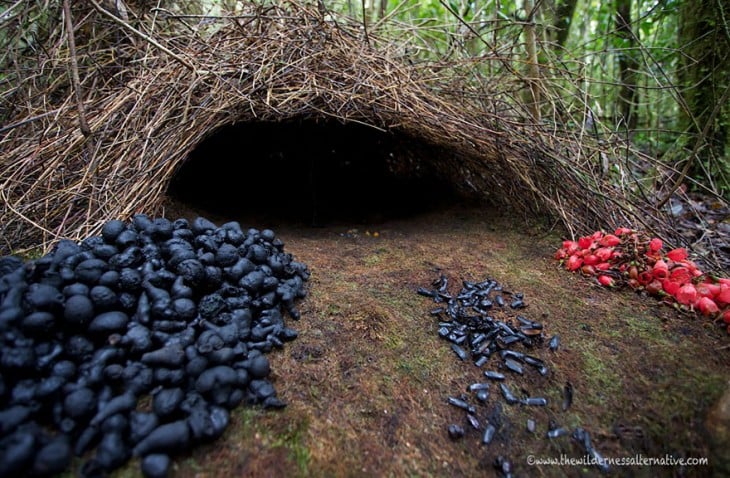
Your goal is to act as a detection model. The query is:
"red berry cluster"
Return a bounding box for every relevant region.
[555,228,730,333]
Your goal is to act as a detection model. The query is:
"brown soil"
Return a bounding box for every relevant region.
[114,201,728,478]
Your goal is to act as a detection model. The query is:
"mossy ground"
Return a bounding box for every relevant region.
[106,202,728,477]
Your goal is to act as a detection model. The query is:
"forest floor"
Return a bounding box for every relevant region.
[116,200,729,478]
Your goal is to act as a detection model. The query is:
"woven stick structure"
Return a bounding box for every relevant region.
[0,1,671,256]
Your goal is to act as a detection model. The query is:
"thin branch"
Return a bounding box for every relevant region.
[88,0,196,72]
[62,0,91,136]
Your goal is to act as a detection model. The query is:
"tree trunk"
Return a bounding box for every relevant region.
[615,0,639,131]
[553,0,578,49]
[678,0,730,194]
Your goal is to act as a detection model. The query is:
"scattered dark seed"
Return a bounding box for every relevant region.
[549,334,560,351]
[562,381,574,411]
[482,422,496,445]
[467,383,490,392]
[503,358,523,375]
[451,344,468,361]
[521,397,548,406]
[499,383,519,405]
[527,418,536,433]
[466,414,480,430]
[447,424,465,440]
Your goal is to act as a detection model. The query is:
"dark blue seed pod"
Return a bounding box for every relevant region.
[482,423,496,444]
[521,397,548,406]
[451,344,467,361]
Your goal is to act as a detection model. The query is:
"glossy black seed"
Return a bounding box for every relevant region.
[466,414,480,430]
[549,334,560,351]
[468,383,490,392]
[451,344,467,361]
[499,383,519,405]
[527,418,536,433]
[21,311,56,334]
[89,285,117,310]
[20,276,54,306]
[63,294,95,325]
[521,397,548,406]
[0,406,31,435]
[482,422,496,444]
[141,453,170,478]
[96,432,129,471]
[0,430,36,474]
[246,354,271,379]
[447,424,465,440]
[133,420,190,457]
[64,387,96,420]
[141,344,185,368]
[129,412,159,445]
[32,436,71,476]
[153,388,184,419]
[89,311,128,333]
[484,371,505,381]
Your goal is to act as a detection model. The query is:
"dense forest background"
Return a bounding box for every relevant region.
[1,0,728,201]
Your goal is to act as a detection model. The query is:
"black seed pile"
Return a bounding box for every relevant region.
[0,215,309,477]
[418,274,609,476]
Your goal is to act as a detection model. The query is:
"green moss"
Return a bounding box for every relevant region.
[577,342,622,407]
[270,418,311,475]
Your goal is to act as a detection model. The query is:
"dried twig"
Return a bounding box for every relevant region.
[62,0,91,136]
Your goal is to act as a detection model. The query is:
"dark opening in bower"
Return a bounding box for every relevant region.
[168,119,462,226]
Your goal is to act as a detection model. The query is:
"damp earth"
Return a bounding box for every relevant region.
[149,198,729,478]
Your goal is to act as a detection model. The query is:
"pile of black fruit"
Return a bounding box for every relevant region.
[418,274,609,477]
[0,215,309,477]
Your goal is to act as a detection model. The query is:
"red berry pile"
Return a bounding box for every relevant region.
[555,227,730,333]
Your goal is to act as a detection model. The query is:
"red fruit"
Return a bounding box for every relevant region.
[716,283,730,306]
[676,283,698,305]
[581,265,596,276]
[563,241,579,255]
[696,297,719,316]
[599,234,620,247]
[591,231,603,240]
[597,275,614,286]
[678,260,702,277]
[555,249,567,260]
[703,282,721,297]
[583,254,599,266]
[595,262,611,271]
[652,260,669,280]
[646,280,663,295]
[638,271,653,285]
[628,265,639,280]
[719,278,730,286]
[723,309,730,324]
[669,267,691,285]
[666,248,688,262]
[696,282,719,299]
[566,255,583,271]
[627,278,640,289]
[578,236,593,249]
[614,227,632,235]
[595,247,613,262]
[649,238,663,252]
[662,279,680,296]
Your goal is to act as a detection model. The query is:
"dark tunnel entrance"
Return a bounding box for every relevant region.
[168,119,464,227]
